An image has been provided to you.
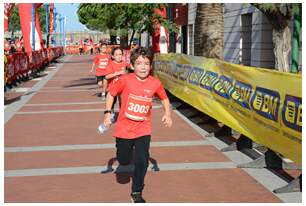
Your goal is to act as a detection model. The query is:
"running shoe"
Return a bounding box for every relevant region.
[130,192,146,203]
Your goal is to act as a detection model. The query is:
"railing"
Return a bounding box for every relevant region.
[4,47,64,87]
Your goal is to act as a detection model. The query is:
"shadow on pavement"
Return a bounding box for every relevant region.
[63,77,97,88]
[100,157,160,185]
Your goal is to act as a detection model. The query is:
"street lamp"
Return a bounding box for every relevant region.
[31,3,35,51]
[54,9,57,46]
[63,16,67,48]
[59,14,62,47]
[44,3,49,48]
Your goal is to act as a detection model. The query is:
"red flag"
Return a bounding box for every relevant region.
[49,3,54,33]
[4,3,15,31]
[18,3,44,52]
[152,5,168,54]
[34,4,45,49]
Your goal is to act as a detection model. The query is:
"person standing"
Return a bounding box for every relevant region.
[103,47,172,203]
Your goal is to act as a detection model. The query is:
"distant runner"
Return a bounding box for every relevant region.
[90,43,110,100]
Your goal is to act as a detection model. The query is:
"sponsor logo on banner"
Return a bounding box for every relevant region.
[154,54,302,164]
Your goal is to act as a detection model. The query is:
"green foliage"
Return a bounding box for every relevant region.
[252,3,301,30]
[77,3,178,36]
[8,5,47,36]
[8,6,20,32]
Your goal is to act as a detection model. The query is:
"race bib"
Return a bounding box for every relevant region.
[125,94,152,121]
[98,58,108,69]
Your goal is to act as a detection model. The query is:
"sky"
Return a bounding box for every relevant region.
[54,3,87,32]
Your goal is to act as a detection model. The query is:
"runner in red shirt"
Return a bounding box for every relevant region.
[103,47,172,203]
[105,47,129,112]
[90,43,110,100]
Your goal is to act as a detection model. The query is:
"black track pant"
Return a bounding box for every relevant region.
[116,135,151,192]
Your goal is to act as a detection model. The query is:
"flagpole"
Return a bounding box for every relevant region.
[59,14,62,47]
[54,8,57,47]
[31,4,35,50]
[64,16,67,49]
[44,4,49,48]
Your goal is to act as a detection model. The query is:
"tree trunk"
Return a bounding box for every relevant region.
[272,26,291,72]
[110,35,117,45]
[194,3,224,59]
[120,35,129,49]
[129,30,136,47]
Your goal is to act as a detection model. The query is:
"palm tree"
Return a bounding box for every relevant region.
[194,3,224,59]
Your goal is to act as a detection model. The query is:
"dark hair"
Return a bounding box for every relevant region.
[111,47,123,55]
[130,47,153,66]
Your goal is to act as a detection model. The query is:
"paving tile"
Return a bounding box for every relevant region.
[4,169,281,203]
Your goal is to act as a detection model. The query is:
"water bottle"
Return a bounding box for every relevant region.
[110,112,116,123]
[97,123,108,134]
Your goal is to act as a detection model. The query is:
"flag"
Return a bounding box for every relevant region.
[4,3,15,31]
[18,3,44,52]
[152,5,168,54]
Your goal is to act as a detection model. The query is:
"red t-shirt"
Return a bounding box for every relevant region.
[105,60,128,89]
[109,73,168,139]
[94,54,110,76]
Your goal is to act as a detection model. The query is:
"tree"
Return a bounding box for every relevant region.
[77,3,178,48]
[194,4,224,59]
[252,3,301,73]
[8,5,47,38]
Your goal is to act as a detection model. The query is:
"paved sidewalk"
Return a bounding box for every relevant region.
[4,55,301,203]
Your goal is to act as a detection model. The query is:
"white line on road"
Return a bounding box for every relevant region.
[4,140,210,152]
[4,162,236,177]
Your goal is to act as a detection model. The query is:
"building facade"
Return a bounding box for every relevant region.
[187,3,301,70]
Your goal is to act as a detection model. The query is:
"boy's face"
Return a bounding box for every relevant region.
[101,45,107,53]
[133,56,151,80]
[112,49,123,62]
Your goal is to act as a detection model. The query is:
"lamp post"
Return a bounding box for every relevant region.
[59,14,62,47]
[54,8,57,46]
[31,3,35,51]
[44,4,49,48]
[63,16,67,48]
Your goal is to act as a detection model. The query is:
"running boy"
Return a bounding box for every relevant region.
[90,43,110,100]
[103,47,172,203]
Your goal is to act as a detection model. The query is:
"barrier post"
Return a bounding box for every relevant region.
[273,174,301,193]
[220,135,253,152]
[237,149,301,170]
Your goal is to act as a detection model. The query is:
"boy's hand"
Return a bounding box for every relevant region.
[162,114,172,127]
[103,113,112,128]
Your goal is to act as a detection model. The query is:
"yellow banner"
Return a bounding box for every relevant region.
[154,53,302,164]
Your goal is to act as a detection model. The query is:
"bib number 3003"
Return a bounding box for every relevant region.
[125,94,152,121]
[127,103,150,114]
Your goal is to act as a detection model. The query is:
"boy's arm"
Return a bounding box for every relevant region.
[90,63,95,73]
[103,93,115,128]
[105,70,125,80]
[90,57,97,73]
[161,98,172,127]
[105,72,117,80]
